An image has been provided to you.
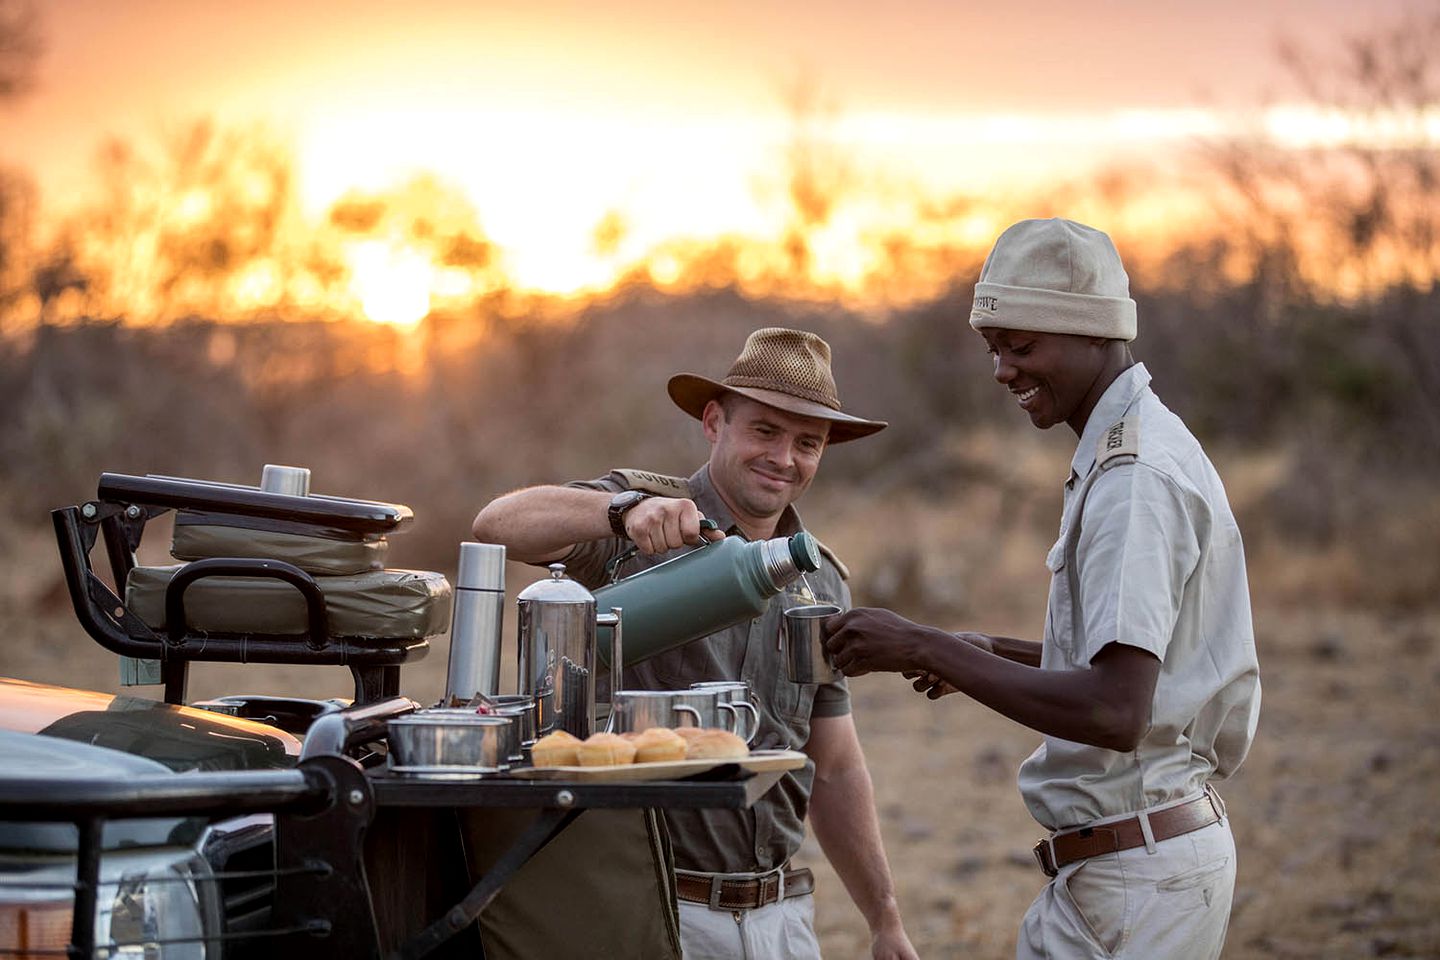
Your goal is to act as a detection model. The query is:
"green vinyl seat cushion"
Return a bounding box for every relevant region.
[170,511,389,576]
[126,565,452,640]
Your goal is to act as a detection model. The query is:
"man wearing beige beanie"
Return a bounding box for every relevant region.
[824,218,1261,959]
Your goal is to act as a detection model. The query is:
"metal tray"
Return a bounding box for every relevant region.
[387,762,508,780]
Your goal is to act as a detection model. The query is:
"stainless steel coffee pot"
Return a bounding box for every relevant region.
[515,563,620,738]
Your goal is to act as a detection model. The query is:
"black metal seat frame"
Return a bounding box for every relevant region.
[52,472,430,705]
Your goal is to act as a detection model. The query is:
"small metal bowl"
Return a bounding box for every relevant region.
[488,695,537,760]
[387,711,513,777]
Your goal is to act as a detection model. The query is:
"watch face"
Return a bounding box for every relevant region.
[609,490,649,536]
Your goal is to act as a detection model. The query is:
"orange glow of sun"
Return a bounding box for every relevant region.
[345,241,433,327]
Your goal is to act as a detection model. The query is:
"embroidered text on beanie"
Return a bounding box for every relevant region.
[969,218,1137,342]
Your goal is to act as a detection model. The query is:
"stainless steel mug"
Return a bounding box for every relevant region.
[783,603,843,683]
[610,689,718,733]
[689,680,760,743]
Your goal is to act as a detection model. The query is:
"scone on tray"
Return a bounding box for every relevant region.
[530,730,581,767]
[578,732,638,766]
[682,728,749,760]
[632,727,688,763]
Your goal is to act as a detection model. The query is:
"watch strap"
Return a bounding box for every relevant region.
[608,491,651,538]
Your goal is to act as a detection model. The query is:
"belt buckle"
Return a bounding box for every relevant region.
[704,868,780,911]
[1032,837,1058,878]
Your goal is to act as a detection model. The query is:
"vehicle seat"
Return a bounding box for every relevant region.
[53,471,446,705]
[126,564,451,639]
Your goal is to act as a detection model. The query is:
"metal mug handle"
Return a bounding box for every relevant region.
[672,704,703,727]
[719,699,761,744]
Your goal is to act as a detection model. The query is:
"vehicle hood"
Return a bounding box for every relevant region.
[0,678,300,772]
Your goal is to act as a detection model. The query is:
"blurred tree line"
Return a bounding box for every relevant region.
[0,4,1436,611]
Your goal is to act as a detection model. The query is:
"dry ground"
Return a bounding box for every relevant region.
[797,604,1440,959]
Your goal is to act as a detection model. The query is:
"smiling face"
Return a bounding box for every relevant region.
[702,395,829,538]
[980,327,1122,434]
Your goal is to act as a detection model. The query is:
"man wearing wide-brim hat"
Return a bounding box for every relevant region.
[473,327,917,959]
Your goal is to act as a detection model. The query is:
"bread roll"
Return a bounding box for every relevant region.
[673,726,708,742]
[578,732,638,766]
[530,730,581,767]
[633,727,687,763]
[683,728,749,760]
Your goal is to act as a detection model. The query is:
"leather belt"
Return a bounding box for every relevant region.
[1033,788,1227,878]
[675,867,815,910]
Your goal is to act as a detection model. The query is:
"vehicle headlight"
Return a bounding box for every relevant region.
[0,846,221,959]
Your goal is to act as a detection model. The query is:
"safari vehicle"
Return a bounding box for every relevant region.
[0,470,782,959]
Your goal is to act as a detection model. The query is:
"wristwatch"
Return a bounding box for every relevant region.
[608,490,652,538]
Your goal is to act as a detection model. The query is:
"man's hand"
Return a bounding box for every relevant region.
[900,632,992,698]
[871,923,920,960]
[623,496,724,555]
[902,670,957,699]
[823,607,936,677]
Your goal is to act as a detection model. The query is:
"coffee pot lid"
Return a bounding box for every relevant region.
[516,562,595,604]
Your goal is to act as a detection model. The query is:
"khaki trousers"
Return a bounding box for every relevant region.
[1018,806,1236,960]
[678,893,822,960]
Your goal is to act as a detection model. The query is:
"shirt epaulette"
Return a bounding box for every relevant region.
[814,538,850,581]
[611,468,691,497]
[1096,416,1140,470]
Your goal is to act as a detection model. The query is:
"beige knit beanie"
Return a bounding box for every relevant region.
[969,218,1137,341]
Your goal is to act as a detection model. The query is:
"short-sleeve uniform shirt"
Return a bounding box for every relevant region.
[557,464,852,873]
[1018,364,1262,831]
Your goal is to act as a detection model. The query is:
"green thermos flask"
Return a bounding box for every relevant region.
[595,531,821,668]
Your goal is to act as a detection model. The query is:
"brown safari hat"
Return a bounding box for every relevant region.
[667,327,887,443]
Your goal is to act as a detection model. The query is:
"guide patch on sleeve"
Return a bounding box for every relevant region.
[1096,416,1140,469]
[814,538,850,581]
[612,468,691,497]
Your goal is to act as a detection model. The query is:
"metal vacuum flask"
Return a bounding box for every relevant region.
[443,542,506,705]
[594,532,821,668]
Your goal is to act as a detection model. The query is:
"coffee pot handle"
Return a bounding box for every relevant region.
[598,607,623,677]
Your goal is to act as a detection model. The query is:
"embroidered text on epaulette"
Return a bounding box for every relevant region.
[1097,416,1140,468]
[612,468,691,497]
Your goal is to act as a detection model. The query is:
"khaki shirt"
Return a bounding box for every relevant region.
[556,464,852,872]
[1017,364,1262,831]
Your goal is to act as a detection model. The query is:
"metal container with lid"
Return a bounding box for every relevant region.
[443,542,507,704]
[516,562,620,739]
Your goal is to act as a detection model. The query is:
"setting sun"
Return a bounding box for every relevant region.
[346,241,432,327]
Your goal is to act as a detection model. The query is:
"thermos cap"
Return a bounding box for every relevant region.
[789,532,821,573]
[457,542,506,591]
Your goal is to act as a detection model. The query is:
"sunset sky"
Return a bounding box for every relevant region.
[0,0,1427,320]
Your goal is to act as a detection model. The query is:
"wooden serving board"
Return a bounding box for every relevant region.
[509,749,807,782]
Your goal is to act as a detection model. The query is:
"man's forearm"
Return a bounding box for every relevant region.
[920,633,1154,751]
[984,633,1043,668]
[809,747,905,935]
[471,485,612,562]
